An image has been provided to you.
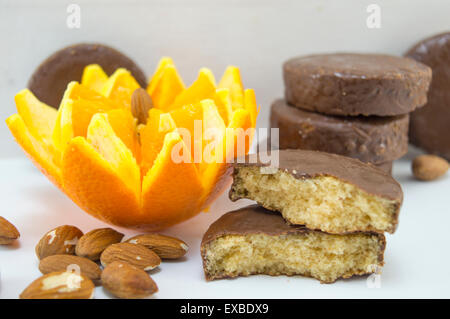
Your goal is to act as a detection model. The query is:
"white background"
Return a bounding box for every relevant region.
[1,0,450,156]
[0,0,449,299]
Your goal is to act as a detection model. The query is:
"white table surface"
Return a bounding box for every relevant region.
[0,148,449,299]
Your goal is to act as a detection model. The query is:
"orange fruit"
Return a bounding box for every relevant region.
[6,58,259,230]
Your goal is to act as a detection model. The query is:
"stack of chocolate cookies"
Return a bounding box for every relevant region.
[201,149,403,283]
[270,53,432,173]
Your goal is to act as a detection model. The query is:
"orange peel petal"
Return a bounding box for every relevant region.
[14,89,57,141]
[244,88,259,127]
[101,69,140,108]
[81,64,108,93]
[218,66,244,109]
[169,68,216,111]
[140,109,176,175]
[141,131,203,230]
[6,114,62,188]
[213,88,233,126]
[147,57,175,94]
[62,136,141,227]
[86,114,141,196]
[105,108,140,162]
[149,64,185,111]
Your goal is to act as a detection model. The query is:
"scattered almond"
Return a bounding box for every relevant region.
[131,88,153,124]
[126,234,188,259]
[20,270,95,299]
[412,154,448,181]
[39,255,102,281]
[75,228,124,261]
[35,225,83,260]
[100,243,161,271]
[102,261,158,299]
[0,216,20,245]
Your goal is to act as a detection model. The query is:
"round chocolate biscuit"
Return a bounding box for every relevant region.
[405,32,450,160]
[270,99,409,163]
[283,53,431,116]
[28,43,147,108]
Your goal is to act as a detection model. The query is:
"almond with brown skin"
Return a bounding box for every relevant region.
[102,261,158,299]
[100,243,161,271]
[20,271,95,299]
[75,228,124,261]
[39,255,102,281]
[126,234,188,259]
[131,88,153,125]
[412,155,448,181]
[0,216,20,245]
[36,225,83,260]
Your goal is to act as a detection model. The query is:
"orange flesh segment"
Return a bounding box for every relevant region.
[213,88,233,126]
[6,114,62,188]
[199,99,226,174]
[218,66,244,110]
[141,132,203,230]
[168,68,216,111]
[86,114,141,197]
[52,99,74,154]
[63,82,120,108]
[62,136,141,226]
[199,108,252,209]
[244,88,259,128]
[81,64,108,93]
[147,57,175,94]
[52,82,121,152]
[105,108,140,162]
[101,69,140,109]
[170,103,203,161]
[228,108,253,156]
[139,109,176,176]
[14,89,57,141]
[149,64,185,111]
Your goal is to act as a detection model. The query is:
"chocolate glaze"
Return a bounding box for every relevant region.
[372,161,393,174]
[284,53,432,116]
[230,149,403,203]
[28,43,147,108]
[405,32,450,160]
[201,205,386,281]
[270,99,409,163]
[202,205,312,244]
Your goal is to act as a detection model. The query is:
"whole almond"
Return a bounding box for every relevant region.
[39,255,102,281]
[126,234,188,259]
[36,225,83,260]
[20,271,94,299]
[0,216,20,245]
[100,243,161,271]
[131,88,153,124]
[102,261,158,299]
[412,155,448,181]
[76,228,124,261]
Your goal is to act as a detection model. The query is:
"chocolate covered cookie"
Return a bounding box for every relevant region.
[405,32,450,160]
[201,205,386,283]
[229,150,403,234]
[270,99,409,163]
[28,43,147,108]
[284,53,431,116]
[373,161,393,174]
